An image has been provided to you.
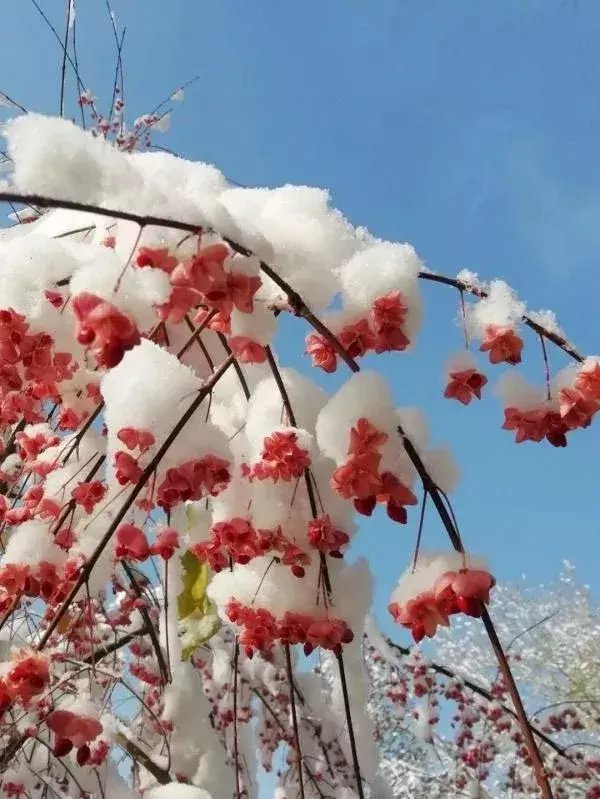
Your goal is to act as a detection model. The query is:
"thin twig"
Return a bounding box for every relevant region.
[285,644,306,799]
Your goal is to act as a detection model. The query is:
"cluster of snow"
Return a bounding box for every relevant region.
[465,279,525,339]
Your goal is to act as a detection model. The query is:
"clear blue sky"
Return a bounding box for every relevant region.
[2,0,599,642]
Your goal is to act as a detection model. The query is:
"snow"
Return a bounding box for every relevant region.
[147,785,213,799]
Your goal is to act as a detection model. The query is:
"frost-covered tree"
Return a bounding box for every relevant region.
[0,5,598,799]
[367,566,600,797]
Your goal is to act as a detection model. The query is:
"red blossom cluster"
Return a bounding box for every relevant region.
[0,558,78,606]
[156,454,231,509]
[226,598,354,657]
[503,364,600,447]
[0,653,50,716]
[138,243,266,363]
[306,290,410,372]
[192,521,310,577]
[0,308,78,430]
[115,524,179,562]
[47,708,103,764]
[388,567,495,642]
[248,430,311,482]
[331,417,417,523]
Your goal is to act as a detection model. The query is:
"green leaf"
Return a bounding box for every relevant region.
[177,548,220,660]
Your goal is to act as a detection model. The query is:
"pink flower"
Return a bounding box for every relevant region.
[114,451,143,485]
[228,336,267,364]
[252,431,311,482]
[150,528,180,560]
[115,524,150,561]
[575,361,600,402]
[47,709,102,748]
[136,247,178,274]
[371,291,410,352]
[156,286,199,323]
[502,407,569,447]
[171,244,230,297]
[377,472,418,524]
[307,515,350,556]
[306,333,338,373]
[72,293,141,368]
[480,325,523,365]
[226,272,262,314]
[444,369,488,405]
[71,481,107,514]
[434,568,495,618]
[338,319,377,358]
[304,618,354,655]
[559,388,598,430]
[332,451,383,500]
[117,426,155,452]
[389,594,450,643]
[348,417,388,456]
[7,654,50,704]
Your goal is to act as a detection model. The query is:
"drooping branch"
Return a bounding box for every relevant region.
[0,192,584,366]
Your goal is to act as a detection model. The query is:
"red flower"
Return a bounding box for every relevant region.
[306,333,337,373]
[228,336,267,364]
[47,709,102,748]
[331,451,383,500]
[71,481,107,514]
[389,594,450,643]
[226,272,262,314]
[307,515,350,555]
[371,292,410,352]
[136,247,178,274]
[150,528,180,560]
[444,369,488,405]
[72,293,141,368]
[377,472,418,524]
[117,426,155,452]
[348,417,388,456]
[7,654,50,704]
[252,431,311,482]
[480,325,523,365]
[338,319,377,358]
[575,361,600,402]
[559,388,598,430]
[115,524,150,561]
[114,451,143,485]
[434,568,495,617]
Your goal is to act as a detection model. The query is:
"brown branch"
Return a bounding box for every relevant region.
[83,626,148,664]
[0,192,583,365]
[115,732,171,785]
[285,644,306,799]
[418,271,584,364]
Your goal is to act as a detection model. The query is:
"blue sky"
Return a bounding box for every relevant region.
[1,0,599,643]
